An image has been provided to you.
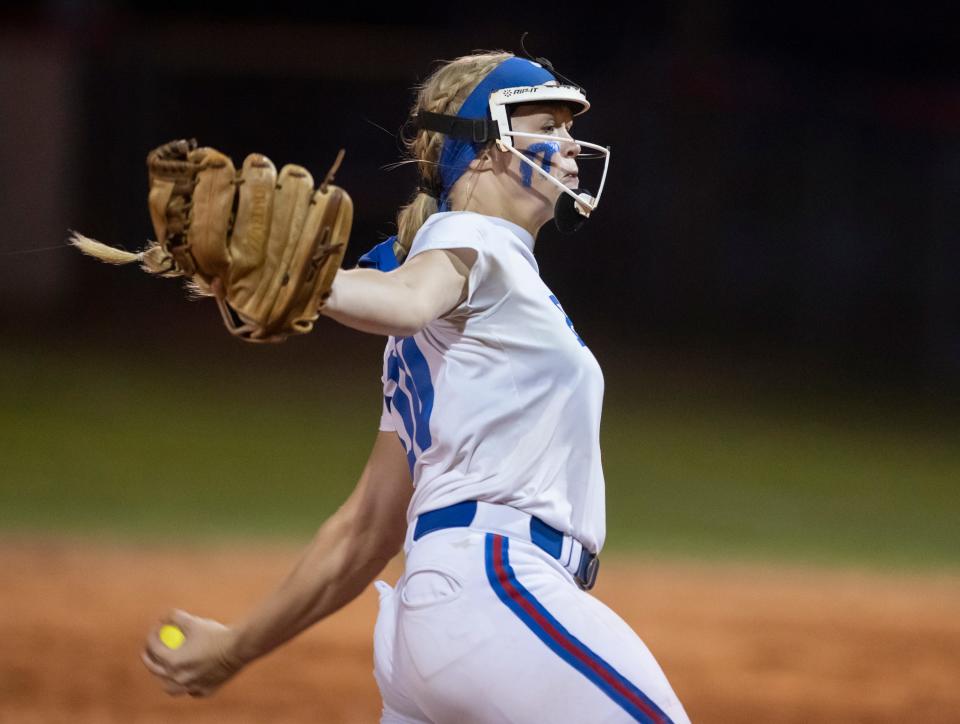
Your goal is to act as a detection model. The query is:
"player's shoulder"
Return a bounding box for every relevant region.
[417,210,488,238]
[420,211,531,252]
[408,211,492,259]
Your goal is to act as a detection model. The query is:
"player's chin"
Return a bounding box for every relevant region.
[549,174,580,196]
[546,180,578,212]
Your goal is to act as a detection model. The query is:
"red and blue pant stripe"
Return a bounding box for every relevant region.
[484,534,674,724]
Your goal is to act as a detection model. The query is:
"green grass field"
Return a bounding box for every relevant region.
[1,339,957,570]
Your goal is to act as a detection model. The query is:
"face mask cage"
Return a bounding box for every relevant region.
[411,80,611,219]
[489,82,611,216]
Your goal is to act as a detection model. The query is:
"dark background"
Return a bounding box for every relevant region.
[3,11,958,722]
[2,1,958,399]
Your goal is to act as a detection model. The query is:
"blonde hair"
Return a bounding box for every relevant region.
[391,50,514,263]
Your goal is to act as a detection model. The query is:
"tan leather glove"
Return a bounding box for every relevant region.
[69,139,352,343]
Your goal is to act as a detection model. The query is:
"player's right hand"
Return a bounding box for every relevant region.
[141,608,245,698]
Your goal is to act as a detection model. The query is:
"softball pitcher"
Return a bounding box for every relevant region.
[141,50,690,724]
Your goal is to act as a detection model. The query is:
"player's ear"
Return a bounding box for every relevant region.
[466,144,496,171]
[484,141,512,170]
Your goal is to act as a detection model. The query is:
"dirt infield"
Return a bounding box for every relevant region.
[1,534,958,723]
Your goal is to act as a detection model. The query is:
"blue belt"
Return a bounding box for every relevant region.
[412,500,600,590]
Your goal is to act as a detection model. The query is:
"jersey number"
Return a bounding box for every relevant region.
[549,294,586,347]
[384,336,435,475]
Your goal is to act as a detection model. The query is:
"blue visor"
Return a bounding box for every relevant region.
[436,57,557,211]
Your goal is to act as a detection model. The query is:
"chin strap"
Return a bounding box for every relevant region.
[553,187,593,234]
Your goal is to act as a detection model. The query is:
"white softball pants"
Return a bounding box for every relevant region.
[372,526,691,724]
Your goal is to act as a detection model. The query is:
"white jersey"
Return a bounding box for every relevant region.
[378,210,606,553]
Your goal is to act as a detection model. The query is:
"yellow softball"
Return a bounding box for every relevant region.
[159,624,185,650]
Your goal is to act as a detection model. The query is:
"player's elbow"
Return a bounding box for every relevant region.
[371,528,405,566]
[387,314,425,338]
[350,506,405,566]
[389,284,437,337]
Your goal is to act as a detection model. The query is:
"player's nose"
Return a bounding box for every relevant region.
[559,128,581,158]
